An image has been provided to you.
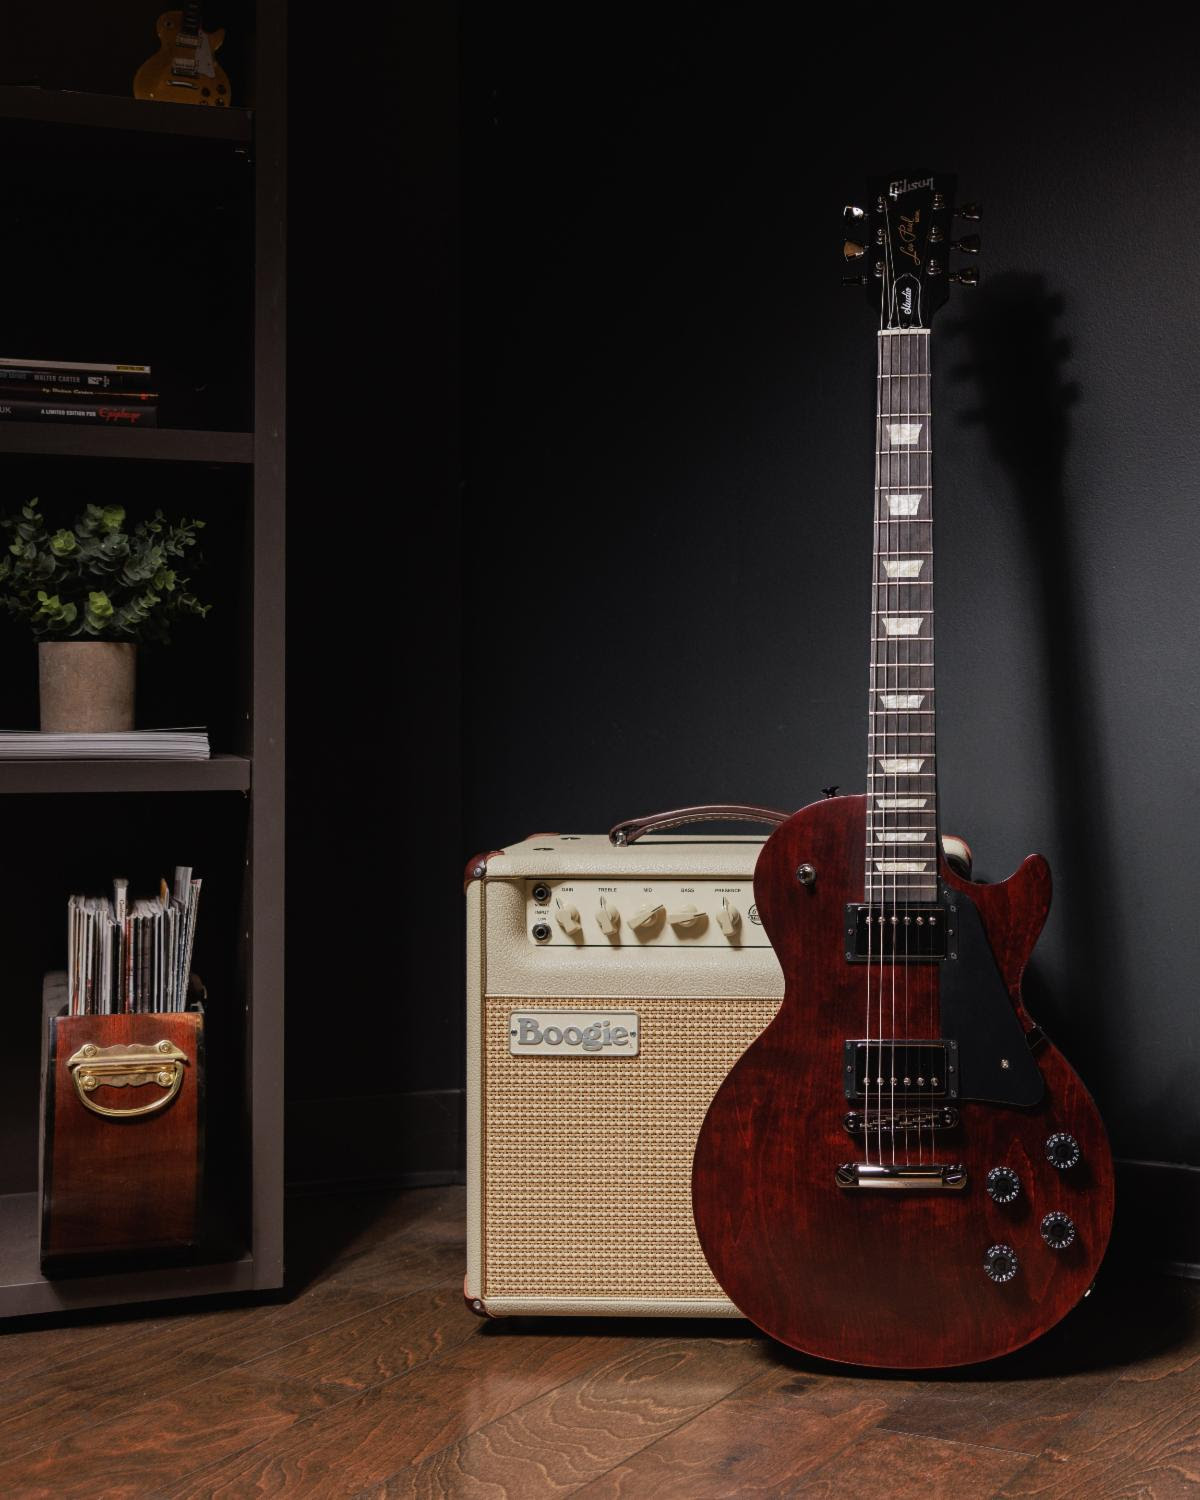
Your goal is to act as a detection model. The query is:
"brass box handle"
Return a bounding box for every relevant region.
[66,1038,189,1118]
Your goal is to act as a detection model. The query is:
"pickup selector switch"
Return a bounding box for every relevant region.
[1045,1133,1081,1170]
[1040,1211,1077,1250]
[984,1244,1019,1283]
[986,1166,1020,1205]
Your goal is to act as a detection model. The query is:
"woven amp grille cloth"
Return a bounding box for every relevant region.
[483,995,781,1299]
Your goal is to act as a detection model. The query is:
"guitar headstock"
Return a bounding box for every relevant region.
[843,174,980,329]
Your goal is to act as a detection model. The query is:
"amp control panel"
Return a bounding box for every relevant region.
[527,879,772,947]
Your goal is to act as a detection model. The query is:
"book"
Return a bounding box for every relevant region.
[0,398,157,426]
[0,728,209,760]
[0,380,158,401]
[0,356,151,377]
[67,867,201,1016]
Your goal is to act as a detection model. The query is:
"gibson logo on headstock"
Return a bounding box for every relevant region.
[889,177,932,199]
[897,210,921,265]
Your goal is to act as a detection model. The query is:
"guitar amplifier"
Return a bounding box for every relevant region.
[464,804,972,1318]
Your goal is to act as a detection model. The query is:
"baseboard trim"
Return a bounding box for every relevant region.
[285,1097,1200,1277]
[286,1088,464,1193]
[1112,1157,1200,1280]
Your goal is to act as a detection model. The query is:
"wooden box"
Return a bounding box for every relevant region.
[39,973,205,1272]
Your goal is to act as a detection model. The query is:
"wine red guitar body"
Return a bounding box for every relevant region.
[693,798,1116,1374]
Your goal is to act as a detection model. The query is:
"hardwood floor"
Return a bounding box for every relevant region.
[0,1187,1197,1497]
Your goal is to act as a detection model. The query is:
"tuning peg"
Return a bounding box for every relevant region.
[956,202,982,221]
[949,267,980,286]
[843,240,866,261]
[842,273,868,286]
[951,234,981,254]
[844,205,866,223]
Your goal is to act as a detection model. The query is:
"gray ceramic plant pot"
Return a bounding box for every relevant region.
[38,641,136,732]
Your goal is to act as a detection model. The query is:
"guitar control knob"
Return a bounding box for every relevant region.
[1045,1132,1081,1170]
[555,903,582,935]
[596,902,620,936]
[668,904,702,928]
[716,902,741,937]
[629,903,664,931]
[984,1244,1019,1283]
[1040,1211,1077,1250]
[985,1166,1021,1205]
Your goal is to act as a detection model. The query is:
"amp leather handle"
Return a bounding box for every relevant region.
[609,803,793,846]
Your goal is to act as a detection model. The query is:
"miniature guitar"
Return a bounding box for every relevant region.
[691,174,1114,1368]
[133,6,230,107]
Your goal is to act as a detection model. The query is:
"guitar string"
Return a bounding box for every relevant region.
[865,222,885,1170]
[880,194,897,1172]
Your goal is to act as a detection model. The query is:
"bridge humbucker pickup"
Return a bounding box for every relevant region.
[845,903,956,961]
[843,1039,959,1100]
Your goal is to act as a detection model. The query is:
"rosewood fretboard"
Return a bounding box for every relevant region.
[865,328,937,903]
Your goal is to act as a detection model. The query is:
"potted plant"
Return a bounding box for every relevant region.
[0,498,210,732]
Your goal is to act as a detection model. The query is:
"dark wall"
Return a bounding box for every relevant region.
[456,13,1200,1171]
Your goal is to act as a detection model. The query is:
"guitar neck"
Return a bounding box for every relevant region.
[865,327,938,902]
[180,4,204,41]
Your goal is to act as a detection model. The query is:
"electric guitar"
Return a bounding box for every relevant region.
[691,174,1114,1369]
[133,6,231,107]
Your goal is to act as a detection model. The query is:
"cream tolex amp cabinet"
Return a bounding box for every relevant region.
[463,804,969,1318]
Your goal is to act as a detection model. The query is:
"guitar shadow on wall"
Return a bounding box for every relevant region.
[949,273,1123,1111]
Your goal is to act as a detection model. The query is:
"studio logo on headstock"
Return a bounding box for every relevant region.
[893,273,922,326]
[889,177,933,199]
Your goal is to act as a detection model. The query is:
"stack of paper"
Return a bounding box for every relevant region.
[0,728,209,760]
[67,867,202,1016]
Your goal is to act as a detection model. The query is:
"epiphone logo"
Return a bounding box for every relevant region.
[897,210,921,265]
[889,177,933,199]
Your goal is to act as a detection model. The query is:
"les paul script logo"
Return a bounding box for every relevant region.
[897,210,921,265]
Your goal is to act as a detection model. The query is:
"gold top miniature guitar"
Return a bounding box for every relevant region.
[133,6,231,107]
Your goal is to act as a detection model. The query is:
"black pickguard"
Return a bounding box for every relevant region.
[939,883,1043,1107]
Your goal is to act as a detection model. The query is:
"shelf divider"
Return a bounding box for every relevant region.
[0,85,252,141]
[0,755,250,795]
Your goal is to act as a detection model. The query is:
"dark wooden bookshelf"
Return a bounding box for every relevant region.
[0,424,254,464]
[0,84,252,140]
[0,4,285,1320]
[0,756,252,796]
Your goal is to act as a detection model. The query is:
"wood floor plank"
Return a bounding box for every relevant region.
[0,1331,243,1462]
[799,1427,1031,1499]
[569,1365,913,1499]
[376,1336,771,1498]
[0,1367,338,1500]
[877,1367,1120,1456]
[997,1347,1200,1498]
[237,1285,481,1395]
[159,1331,639,1498]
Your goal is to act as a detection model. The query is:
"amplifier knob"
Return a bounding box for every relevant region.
[1046,1132,1081,1170]
[668,904,702,928]
[629,903,664,931]
[596,902,621,936]
[716,902,741,936]
[555,904,582,935]
[985,1166,1020,1204]
[984,1244,1019,1283]
[1040,1211,1077,1250]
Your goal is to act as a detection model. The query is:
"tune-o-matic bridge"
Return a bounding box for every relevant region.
[843,1039,960,1100]
[845,901,957,960]
[842,1105,959,1135]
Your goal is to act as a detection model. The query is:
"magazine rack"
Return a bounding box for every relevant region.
[39,973,205,1273]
